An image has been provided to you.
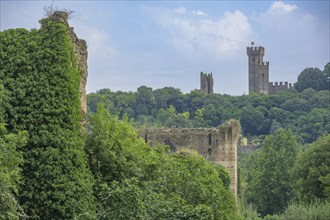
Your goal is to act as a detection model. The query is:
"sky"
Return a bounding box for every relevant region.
[1,1,329,95]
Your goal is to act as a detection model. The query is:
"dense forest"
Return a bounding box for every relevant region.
[87,63,330,144]
[1,11,329,220]
[86,63,330,219]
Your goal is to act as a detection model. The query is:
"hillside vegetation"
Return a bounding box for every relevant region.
[88,63,329,144]
[0,12,239,219]
[87,63,330,219]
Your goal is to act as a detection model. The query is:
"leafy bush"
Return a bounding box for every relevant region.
[0,125,27,219]
[292,134,330,203]
[280,201,330,220]
[88,103,240,219]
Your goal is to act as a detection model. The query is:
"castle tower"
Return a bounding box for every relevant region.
[200,72,214,94]
[247,46,269,94]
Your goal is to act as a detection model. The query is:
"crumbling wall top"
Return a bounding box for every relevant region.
[49,11,69,24]
[219,119,241,133]
[47,10,88,125]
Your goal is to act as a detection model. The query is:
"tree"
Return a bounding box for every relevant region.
[146,150,238,220]
[161,87,184,112]
[320,174,330,202]
[153,88,171,109]
[324,62,330,90]
[269,120,282,134]
[295,67,328,92]
[135,86,155,115]
[278,201,330,220]
[0,125,27,219]
[194,108,206,127]
[183,90,205,114]
[240,105,270,135]
[245,129,299,216]
[280,97,310,113]
[87,103,140,184]
[297,108,330,143]
[165,113,192,128]
[203,104,223,127]
[156,105,177,124]
[98,178,147,220]
[88,104,240,219]
[292,134,330,203]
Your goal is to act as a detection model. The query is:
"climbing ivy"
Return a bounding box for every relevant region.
[0,15,96,219]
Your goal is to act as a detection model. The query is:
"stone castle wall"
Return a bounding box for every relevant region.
[140,120,241,197]
[247,45,293,95]
[50,11,88,125]
[269,81,293,95]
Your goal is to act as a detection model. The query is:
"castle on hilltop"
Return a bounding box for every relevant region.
[247,45,292,95]
[196,72,214,94]
[195,45,292,95]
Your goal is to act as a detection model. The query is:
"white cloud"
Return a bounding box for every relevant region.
[70,21,121,92]
[74,23,108,49]
[72,21,119,64]
[174,6,186,15]
[252,1,328,85]
[192,10,208,16]
[153,8,252,58]
[0,1,44,30]
[255,2,315,35]
[269,1,297,13]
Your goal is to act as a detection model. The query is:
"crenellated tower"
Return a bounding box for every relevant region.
[200,72,214,94]
[247,46,269,94]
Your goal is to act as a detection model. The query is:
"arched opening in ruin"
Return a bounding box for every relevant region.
[164,140,176,152]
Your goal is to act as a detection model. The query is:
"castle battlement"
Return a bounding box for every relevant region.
[262,61,269,67]
[247,45,269,94]
[201,72,213,78]
[247,46,265,56]
[269,81,293,87]
[269,81,293,94]
[246,44,293,95]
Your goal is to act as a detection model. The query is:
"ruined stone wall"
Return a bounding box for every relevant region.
[50,11,88,125]
[140,120,241,197]
[69,28,88,124]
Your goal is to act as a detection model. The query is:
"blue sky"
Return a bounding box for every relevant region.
[1,1,329,95]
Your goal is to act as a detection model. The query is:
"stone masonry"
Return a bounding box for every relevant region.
[199,72,214,94]
[50,11,88,125]
[269,81,293,94]
[247,46,270,95]
[195,72,213,95]
[247,45,292,95]
[140,120,241,197]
